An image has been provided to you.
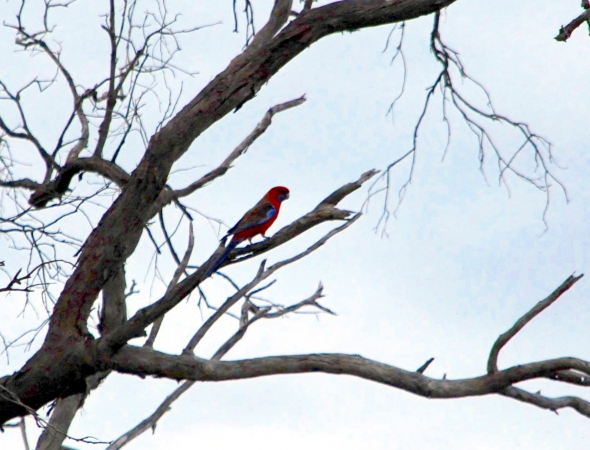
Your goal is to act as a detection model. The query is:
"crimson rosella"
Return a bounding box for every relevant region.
[203,186,290,278]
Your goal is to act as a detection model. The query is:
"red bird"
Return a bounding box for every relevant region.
[204,186,290,277]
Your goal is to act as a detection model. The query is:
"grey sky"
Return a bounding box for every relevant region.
[2,0,590,448]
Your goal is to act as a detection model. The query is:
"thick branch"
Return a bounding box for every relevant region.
[34,371,110,450]
[0,0,457,426]
[151,0,457,165]
[110,346,590,406]
[99,264,128,335]
[37,267,124,450]
[37,0,454,337]
[28,157,130,208]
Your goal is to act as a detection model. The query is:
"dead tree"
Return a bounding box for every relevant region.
[0,1,588,449]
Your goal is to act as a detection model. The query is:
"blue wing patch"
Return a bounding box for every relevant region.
[227,202,276,236]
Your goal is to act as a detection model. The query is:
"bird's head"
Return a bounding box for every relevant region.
[267,186,290,203]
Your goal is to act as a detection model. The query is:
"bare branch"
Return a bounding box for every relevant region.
[487,274,583,373]
[28,157,130,208]
[99,264,128,336]
[102,170,371,353]
[417,358,435,374]
[555,6,590,42]
[144,225,194,348]
[374,10,563,232]
[501,386,590,418]
[170,95,306,201]
[109,269,328,449]
[159,213,360,355]
[247,0,293,53]
[547,370,590,387]
[110,294,277,449]
[183,261,268,354]
[35,394,84,450]
[0,179,41,191]
[0,80,55,177]
[8,7,90,165]
[36,344,114,450]
[0,262,61,293]
[110,346,590,417]
[19,418,30,450]
[105,379,193,450]
[263,283,332,318]
[212,306,273,360]
[0,378,110,447]
[92,0,118,158]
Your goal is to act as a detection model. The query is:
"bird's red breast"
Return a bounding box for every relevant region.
[229,186,290,243]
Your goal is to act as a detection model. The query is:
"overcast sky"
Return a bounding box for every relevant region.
[2,0,590,449]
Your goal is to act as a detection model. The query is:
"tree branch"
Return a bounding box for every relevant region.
[555,6,590,42]
[144,225,194,348]
[109,346,590,420]
[0,0,459,426]
[92,0,119,158]
[246,0,293,53]
[487,274,583,373]
[170,95,306,201]
[105,205,362,354]
[500,386,590,418]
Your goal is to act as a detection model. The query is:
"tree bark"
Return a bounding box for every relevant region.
[0,0,456,426]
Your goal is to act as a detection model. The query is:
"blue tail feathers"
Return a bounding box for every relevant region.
[202,239,239,279]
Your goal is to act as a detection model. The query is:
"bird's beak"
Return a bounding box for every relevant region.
[283,193,290,201]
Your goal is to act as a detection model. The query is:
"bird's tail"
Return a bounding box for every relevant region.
[202,239,239,279]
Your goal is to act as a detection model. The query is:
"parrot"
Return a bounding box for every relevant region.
[203,186,290,278]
